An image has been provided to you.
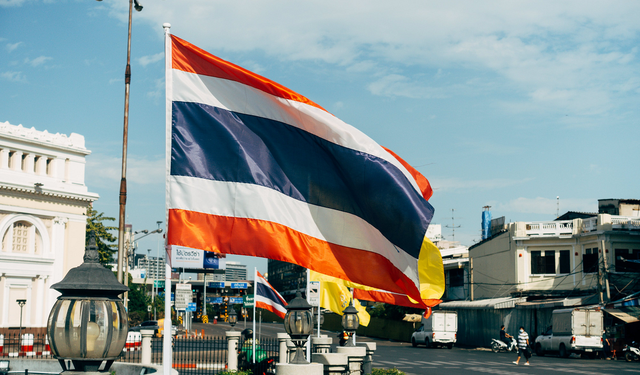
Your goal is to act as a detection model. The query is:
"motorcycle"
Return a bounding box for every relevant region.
[624,341,640,362]
[238,329,276,375]
[491,337,517,353]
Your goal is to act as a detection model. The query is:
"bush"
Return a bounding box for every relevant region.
[372,368,406,375]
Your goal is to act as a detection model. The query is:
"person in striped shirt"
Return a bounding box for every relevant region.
[513,326,531,366]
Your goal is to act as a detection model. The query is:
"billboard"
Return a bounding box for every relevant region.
[170,245,226,271]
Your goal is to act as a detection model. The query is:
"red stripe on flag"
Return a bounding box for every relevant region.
[255,301,286,319]
[382,146,433,201]
[167,209,421,300]
[171,35,326,112]
[353,289,441,309]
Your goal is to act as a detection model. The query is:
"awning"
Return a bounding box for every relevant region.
[438,297,526,310]
[604,307,640,324]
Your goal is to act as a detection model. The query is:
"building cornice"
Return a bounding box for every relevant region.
[0,183,98,203]
[0,121,90,155]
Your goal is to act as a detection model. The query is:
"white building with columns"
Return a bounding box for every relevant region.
[0,121,98,332]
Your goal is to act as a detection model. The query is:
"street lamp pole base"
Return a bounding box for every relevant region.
[276,362,323,375]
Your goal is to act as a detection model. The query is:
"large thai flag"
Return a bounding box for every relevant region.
[165,34,437,303]
[255,271,288,319]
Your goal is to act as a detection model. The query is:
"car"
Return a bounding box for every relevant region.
[129,320,159,334]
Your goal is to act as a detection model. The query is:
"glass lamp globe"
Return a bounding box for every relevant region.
[341,299,360,347]
[283,290,313,364]
[47,231,129,372]
[228,306,238,328]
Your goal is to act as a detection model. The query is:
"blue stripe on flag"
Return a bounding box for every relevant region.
[256,282,285,307]
[171,101,434,257]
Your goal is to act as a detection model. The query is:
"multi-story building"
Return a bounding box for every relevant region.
[470,199,640,301]
[136,256,166,281]
[0,121,98,332]
[267,259,306,300]
[224,261,247,282]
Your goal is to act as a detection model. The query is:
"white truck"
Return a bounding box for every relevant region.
[534,307,603,358]
[411,311,457,349]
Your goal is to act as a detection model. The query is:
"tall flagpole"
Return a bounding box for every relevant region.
[306,268,311,360]
[116,0,135,287]
[162,22,173,375]
[252,268,257,364]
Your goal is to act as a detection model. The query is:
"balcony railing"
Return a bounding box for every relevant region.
[523,215,640,237]
[525,220,573,236]
[611,216,640,230]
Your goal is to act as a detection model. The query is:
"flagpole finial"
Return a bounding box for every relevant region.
[163,23,171,30]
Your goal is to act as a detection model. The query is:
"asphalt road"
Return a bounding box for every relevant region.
[370,341,640,375]
[177,322,640,375]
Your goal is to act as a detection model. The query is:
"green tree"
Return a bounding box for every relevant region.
[127,273,151,326]
[86,205,117,267]
[369,303,423,320]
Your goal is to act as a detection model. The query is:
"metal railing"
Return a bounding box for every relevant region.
[0,333,279,375]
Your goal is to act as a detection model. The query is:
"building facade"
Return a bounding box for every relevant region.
[0,121,98,331]
[470,200,640,301]
[224,261,247,282]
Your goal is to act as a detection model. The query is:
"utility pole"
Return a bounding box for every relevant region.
[469,258,474,301]
[601,239,611,303]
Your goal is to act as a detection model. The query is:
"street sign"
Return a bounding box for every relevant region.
[230,282,248,289]
[154,280,164,288]
[187,302,197,312]
[243,294,255,308]
[308,281,320,307]
[208,282,225,288]
[229,297,243,304]
[175,283,192,310]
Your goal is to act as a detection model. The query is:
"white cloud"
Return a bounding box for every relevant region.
[24,56,52,67]
[6,42,22,52]
[457,140,521,156]
[368,74,448,99]
[86,154,164,186]
[137,52,163,67]
[431,177,532,192]
[495,197,596,215]
[0,0,27,7]
[1,71,26,82]
[117,1,640,117]
[146,78,164,102]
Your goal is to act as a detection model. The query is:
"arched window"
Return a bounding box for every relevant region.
[1,217,45,255]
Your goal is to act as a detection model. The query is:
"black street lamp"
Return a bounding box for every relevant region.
[47,231,129,372]
[16,299,26,342]
[283,291,313,364]
[341,299,360,347]
[228,306,237,329]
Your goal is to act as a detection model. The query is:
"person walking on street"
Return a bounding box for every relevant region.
[500,325,512,346]
[513,326,531,366]
[602,332,611,360]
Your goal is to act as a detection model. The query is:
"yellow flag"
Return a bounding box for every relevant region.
[418,237,445,300]
[311,271,370,327]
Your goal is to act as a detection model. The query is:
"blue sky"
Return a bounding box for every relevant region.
[2,1,639,277]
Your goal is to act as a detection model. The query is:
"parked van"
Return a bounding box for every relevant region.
[534,307,603,358]
[411,311,457,348]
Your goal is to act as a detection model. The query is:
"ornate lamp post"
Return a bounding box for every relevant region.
[341,299,360,347]
[283,291,313,364]
[47,231,129,372]
[228,306,238,329]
